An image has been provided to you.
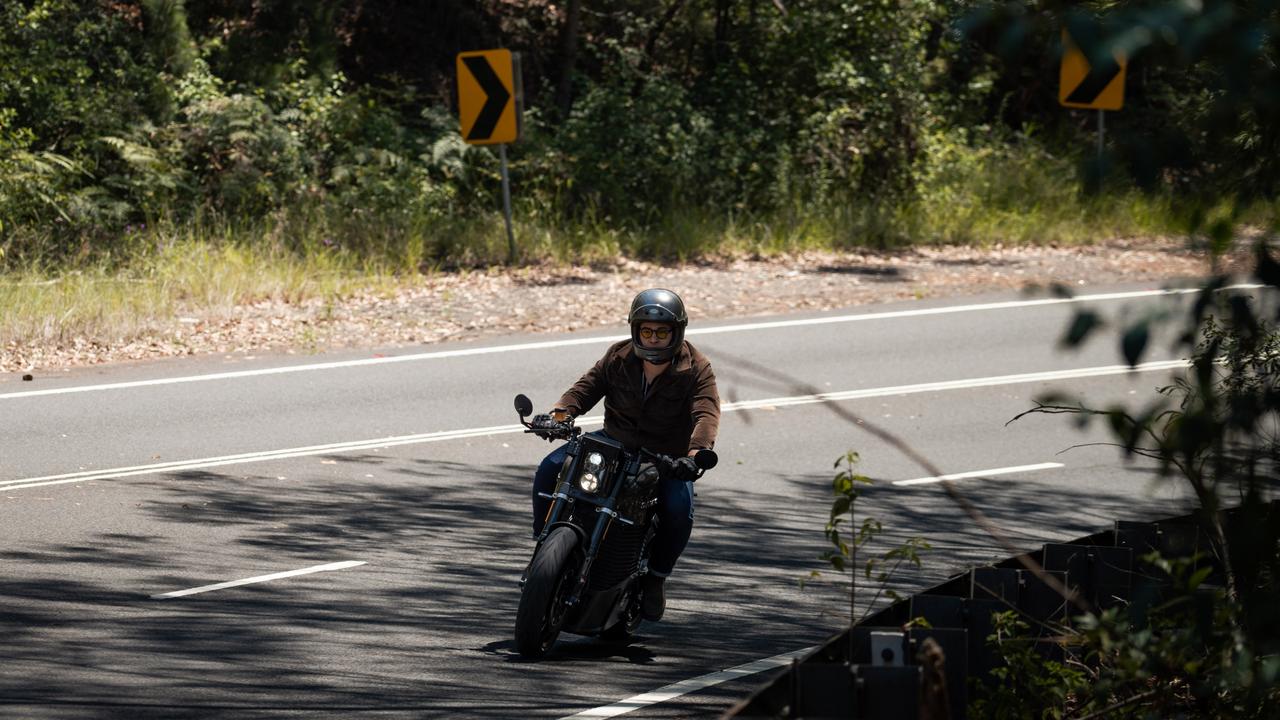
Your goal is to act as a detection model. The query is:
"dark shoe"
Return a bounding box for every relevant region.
[641,574,666,621]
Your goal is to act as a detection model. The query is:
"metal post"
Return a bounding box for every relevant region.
[1097,109,1105,168]
[499,143,516,264]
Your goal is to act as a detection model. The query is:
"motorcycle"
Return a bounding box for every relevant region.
[511,393,717,658]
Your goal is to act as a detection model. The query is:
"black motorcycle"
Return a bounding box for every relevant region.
[512,394,717,658]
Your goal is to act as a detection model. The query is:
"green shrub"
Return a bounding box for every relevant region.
[998,264,1280,717]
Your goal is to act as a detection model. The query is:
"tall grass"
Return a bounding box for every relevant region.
[2,137,1265,355]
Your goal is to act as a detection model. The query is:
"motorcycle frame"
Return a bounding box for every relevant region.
[528,430,649,609]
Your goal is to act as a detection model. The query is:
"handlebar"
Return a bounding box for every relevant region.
[513,392,717,477]
[525,421,576,441]
[638,446,718,481]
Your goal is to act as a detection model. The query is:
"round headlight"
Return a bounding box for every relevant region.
[579,472,599,493]
[587,452,604,468]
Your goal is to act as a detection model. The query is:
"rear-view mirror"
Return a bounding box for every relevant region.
[693,449,718,471]
[514,394,533,418]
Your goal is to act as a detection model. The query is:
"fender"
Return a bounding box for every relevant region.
[544,520,587,547]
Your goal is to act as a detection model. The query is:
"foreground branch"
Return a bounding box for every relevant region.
[716,350,1093,614]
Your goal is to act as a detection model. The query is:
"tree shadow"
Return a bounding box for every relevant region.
[0,458,847,716]
[812,264,906,280]
[933,257,1020,268]
[511,273,599,288]
[1,448,1183,716]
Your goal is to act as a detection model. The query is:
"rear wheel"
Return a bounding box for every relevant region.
[514,527,578,658]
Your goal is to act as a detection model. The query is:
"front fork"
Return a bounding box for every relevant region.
[520,486,572,588]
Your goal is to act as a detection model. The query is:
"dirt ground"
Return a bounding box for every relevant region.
[0,239,1250,374]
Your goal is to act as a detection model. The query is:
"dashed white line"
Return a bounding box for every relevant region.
[2,360,1187,492]
[151,560,366,599]
[3,285,1252,401]
[560,646,814,719]
[892,462,1065,486]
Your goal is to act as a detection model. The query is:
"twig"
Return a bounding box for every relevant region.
[1069,689,1158,720]
[1053,442,1167,463]
[970,579,1076,638]
[715,349,1094,614]
[1006,402,1108,427]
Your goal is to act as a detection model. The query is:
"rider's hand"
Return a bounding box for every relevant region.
[670,456,699,481]
[530,414,560,439]
[530,413,567,441]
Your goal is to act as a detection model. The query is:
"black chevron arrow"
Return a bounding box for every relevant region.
[462,56,510,142]
[1065,54,1121,105]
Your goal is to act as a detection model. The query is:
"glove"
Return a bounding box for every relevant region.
[670,456,699,482]
[531,413,555,429]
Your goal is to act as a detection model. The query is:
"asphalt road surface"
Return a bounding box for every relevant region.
[0,281,1252,718]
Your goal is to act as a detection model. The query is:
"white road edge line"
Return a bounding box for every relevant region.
[1,359,1188,492]
[561,646,815,719]
[892,462,1064,487]
[151,560,366,599]
[2,285,1257,401]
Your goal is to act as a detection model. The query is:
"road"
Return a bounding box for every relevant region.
[0,282,1232,718]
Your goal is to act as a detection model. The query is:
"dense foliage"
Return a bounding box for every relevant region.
[993,259,1280,717]
[0,0,1277,266]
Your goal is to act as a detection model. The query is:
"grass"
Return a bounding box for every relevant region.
[0,238,383,349]
[2,139,1273,356]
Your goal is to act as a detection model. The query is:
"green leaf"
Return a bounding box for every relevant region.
[830,496,852,519]
[1256,245,1280,288]
[1209,218,1234,257]
[1060,310,1102,348]
[1122,322,1150,368]
[1187,566,1212,590]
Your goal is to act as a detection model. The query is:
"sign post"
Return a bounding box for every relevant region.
[456,49,522,262]
[499,144,514,261]
[1059,31,1126,168]
[1097,109,1105,167]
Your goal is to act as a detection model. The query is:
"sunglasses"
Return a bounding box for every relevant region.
[638,327,672,340]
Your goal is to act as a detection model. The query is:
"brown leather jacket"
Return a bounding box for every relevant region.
[556,340,720,457]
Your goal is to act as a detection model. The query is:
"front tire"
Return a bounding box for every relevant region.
[515,527,578,658]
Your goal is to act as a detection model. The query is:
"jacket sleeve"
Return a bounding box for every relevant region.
[688,360,720,453]
[555,350,609,417]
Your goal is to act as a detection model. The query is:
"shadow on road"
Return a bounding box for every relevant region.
[0,452,1186,717]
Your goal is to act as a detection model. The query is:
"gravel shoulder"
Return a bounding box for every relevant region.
[1,239,1239,374]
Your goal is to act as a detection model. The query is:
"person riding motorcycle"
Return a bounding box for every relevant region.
[530,288,720,621]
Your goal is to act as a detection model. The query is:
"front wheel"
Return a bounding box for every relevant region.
[514,527,578,658]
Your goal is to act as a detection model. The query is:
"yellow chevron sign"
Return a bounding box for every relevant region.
[1059,31,1127,111]
[456,49,521,145]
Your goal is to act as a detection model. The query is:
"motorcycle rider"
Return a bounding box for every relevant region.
[530,288,720,621]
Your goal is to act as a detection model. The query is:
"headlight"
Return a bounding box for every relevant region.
[579,472,599,493]
[586,452,604,468]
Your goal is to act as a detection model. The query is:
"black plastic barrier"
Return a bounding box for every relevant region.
[721,505,1276,720]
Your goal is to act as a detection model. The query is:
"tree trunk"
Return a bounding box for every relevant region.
[632,0,691,98]
[554,0,583,120]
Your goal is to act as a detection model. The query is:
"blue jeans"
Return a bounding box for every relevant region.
[532,430,693,577]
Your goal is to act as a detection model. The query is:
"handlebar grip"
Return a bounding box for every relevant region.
[529,421,574,440]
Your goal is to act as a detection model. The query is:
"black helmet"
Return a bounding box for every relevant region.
[628,288,688,364]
